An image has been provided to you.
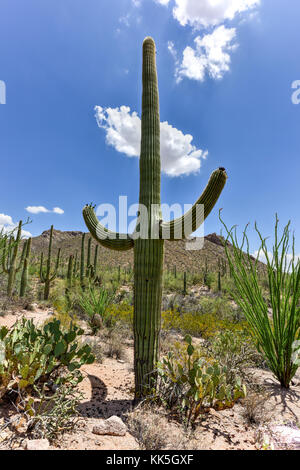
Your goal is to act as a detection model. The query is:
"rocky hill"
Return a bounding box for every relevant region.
[30,229,265,274]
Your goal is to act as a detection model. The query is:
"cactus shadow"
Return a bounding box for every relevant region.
[263,378,300,422]
[78,374,134,420]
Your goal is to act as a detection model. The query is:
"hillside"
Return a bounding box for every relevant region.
[30,229,266,274]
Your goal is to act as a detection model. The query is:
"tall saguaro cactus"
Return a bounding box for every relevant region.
[2,220,25,297]
[39,225,60,300]
[82,37,227,397]
[20,237,32,297]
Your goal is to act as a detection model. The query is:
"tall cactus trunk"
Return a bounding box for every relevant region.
[4,221,22,297]
[82,37,227,399]
[20,237,31,297]
[39,226,58,300]
[80,233,85,288]
[133,38,164,398]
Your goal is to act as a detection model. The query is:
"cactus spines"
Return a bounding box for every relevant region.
[39,225,59,300]
[20,237,31,297]
[82,37,227,397]
[2,220,23,297]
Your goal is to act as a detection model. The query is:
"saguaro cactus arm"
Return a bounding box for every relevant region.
[83,204,134,251]
[160,168,227,240]
[82,37,227,398]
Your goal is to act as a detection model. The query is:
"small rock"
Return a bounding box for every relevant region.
[92,416,127,436]
[92,314,102,328]
[11,416,28,434]
[25,438,50,450]
[270,425,300,450]
[117,359,125,364]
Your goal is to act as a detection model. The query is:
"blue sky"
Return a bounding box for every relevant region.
[0,0,299,256]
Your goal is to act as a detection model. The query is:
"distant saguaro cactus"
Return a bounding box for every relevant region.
[39,225,60,300]
[80,233,85,287]
[82,37,227,397]
[2,220,25,297]
[218,257,227,292]
[183,271,187,296]
[86,237,92,277]
[20,237,32,297]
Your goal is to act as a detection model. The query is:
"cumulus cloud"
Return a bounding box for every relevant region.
[172,0,260,28]
[154,0,170,5]
[53,207,65,214]
[95,105,207,177]
[25,206,64,215]
[147,0,261,82]
[174,25,237,82]
[0,213,32,238]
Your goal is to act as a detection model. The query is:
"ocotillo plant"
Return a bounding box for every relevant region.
[20,237,32,297]
[82,37,227,397]
[2,220,25,297]
[39,225,60,300]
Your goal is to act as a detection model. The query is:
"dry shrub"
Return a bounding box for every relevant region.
[106,328,126,360]
[126,407,168,450]
[241,391,270,426]
[126,405,200,450]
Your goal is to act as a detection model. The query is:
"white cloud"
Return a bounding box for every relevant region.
[95,105,207,177]
[172,0,260,28]
[174,25,237,82]
[0,213,32,238]
[0,214,14,226]
[53,207,64,214]
[155,0,170,5]
[25,206,49,214]
[155,0,260,82]
[25,206,64,215]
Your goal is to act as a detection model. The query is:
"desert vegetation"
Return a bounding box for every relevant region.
[0,37,299,451]
[0,213,299,450]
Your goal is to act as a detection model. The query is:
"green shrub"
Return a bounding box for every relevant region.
[78,285,114,332]
[162,307,248,339]
[207,330,264,384]
[108,301,134,325]
[156,335,246,424]
[0,318,94,398]
[221,213,300,388]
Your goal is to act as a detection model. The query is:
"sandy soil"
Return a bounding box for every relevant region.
[0,306,299,450]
